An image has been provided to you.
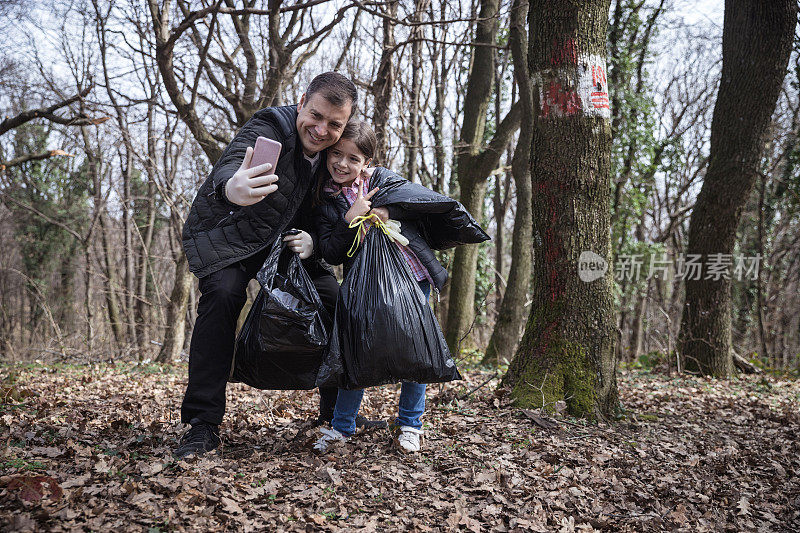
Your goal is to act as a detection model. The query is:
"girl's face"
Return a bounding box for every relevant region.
[327,138,371,186]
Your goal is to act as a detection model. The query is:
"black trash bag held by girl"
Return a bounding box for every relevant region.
[315,224,460,390]
[367,167,490,250]
[230,230,330,390]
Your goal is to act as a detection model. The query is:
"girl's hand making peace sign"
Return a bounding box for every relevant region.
[344,181,380,223]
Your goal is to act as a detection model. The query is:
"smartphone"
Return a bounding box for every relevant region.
[249,136,282,176]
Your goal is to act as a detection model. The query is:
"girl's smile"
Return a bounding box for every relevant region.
[327,138,371,186]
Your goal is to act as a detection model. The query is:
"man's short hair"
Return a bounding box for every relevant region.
[306,72,358,117]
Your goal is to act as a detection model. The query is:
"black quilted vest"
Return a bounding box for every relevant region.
[182,106,315,279]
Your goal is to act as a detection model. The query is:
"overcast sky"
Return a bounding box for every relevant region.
[674,0,723,26]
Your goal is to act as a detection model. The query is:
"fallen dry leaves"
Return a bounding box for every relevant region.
[1,362,799,531]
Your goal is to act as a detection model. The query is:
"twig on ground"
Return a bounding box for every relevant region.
[457,371,499,401]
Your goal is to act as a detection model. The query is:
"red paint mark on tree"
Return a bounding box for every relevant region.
[549,38,578,66]
[541,80,582,118]
[531,176,569,364]
[546,198,561,303]
[590,64,610,109]
[591,64,607,88]
[590,92,610,109]
[536,178,567,304]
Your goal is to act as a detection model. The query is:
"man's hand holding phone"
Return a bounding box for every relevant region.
[224,139,281,206]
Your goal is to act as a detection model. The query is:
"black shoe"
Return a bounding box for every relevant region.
[174,421,220,459]
[356,415,387,430]
[311,413,332,428]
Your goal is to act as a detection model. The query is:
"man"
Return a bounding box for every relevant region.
[177,72,379,459]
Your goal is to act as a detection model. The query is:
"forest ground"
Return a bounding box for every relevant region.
[1,359,799,532]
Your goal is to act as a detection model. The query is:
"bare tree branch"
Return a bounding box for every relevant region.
[0,149,74,171]
[353,0,495,26]
[0,84,107,136]
[474,101,522,178]
[164,0,337,52]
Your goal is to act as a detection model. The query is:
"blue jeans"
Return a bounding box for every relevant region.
[331,280,431,436]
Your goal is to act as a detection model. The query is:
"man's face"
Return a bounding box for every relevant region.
[296,92,352,157]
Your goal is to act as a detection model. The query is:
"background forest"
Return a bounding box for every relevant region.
[3,1,800,531]
[1,0,799,394]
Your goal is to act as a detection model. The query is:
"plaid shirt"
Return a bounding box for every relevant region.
[327,174,433,285]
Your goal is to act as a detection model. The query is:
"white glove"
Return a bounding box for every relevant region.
[383,219,409,246]
[283,230,314,260]
[224,146,279,206]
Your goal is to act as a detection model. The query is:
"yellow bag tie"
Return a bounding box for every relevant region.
[347,213,399,257]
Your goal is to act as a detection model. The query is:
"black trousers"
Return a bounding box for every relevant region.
[181,246,339,425]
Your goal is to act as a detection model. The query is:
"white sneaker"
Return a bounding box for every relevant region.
[313,427,347,451]
[397,426,423,453]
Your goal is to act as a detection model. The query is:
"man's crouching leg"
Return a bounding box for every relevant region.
[176,263,251,459]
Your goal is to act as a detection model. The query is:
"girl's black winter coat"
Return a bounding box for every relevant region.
[313,167,490,292]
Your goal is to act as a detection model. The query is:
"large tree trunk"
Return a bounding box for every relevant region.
[484,0,534,366]
[446,184,488,353]
[445,0,521,354]
[502,0,618,420]
[678,0,796,377]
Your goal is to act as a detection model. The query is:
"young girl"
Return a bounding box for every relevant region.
[312,120,450,453]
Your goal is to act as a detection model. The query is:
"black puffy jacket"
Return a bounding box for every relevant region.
[314,167,490,292]
[182,105,329,279]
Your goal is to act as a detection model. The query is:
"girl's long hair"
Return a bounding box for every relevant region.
[313,119,377,205]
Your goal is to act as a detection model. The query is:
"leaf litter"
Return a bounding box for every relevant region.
[1,362,799,531]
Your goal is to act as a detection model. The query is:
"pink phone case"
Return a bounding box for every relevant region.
[249,136,282,175]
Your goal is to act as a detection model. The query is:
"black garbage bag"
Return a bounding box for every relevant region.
[316,225,460,389]
[230,230,330,390]
[367,167,490,250]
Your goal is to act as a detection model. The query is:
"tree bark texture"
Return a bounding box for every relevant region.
[156,256,192,363]
[502,0,618,420]
[404,0,428,183]
[445,0,521,354]
[372,0,399,164]
[679,0,797,377]
[484,0,534,365]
